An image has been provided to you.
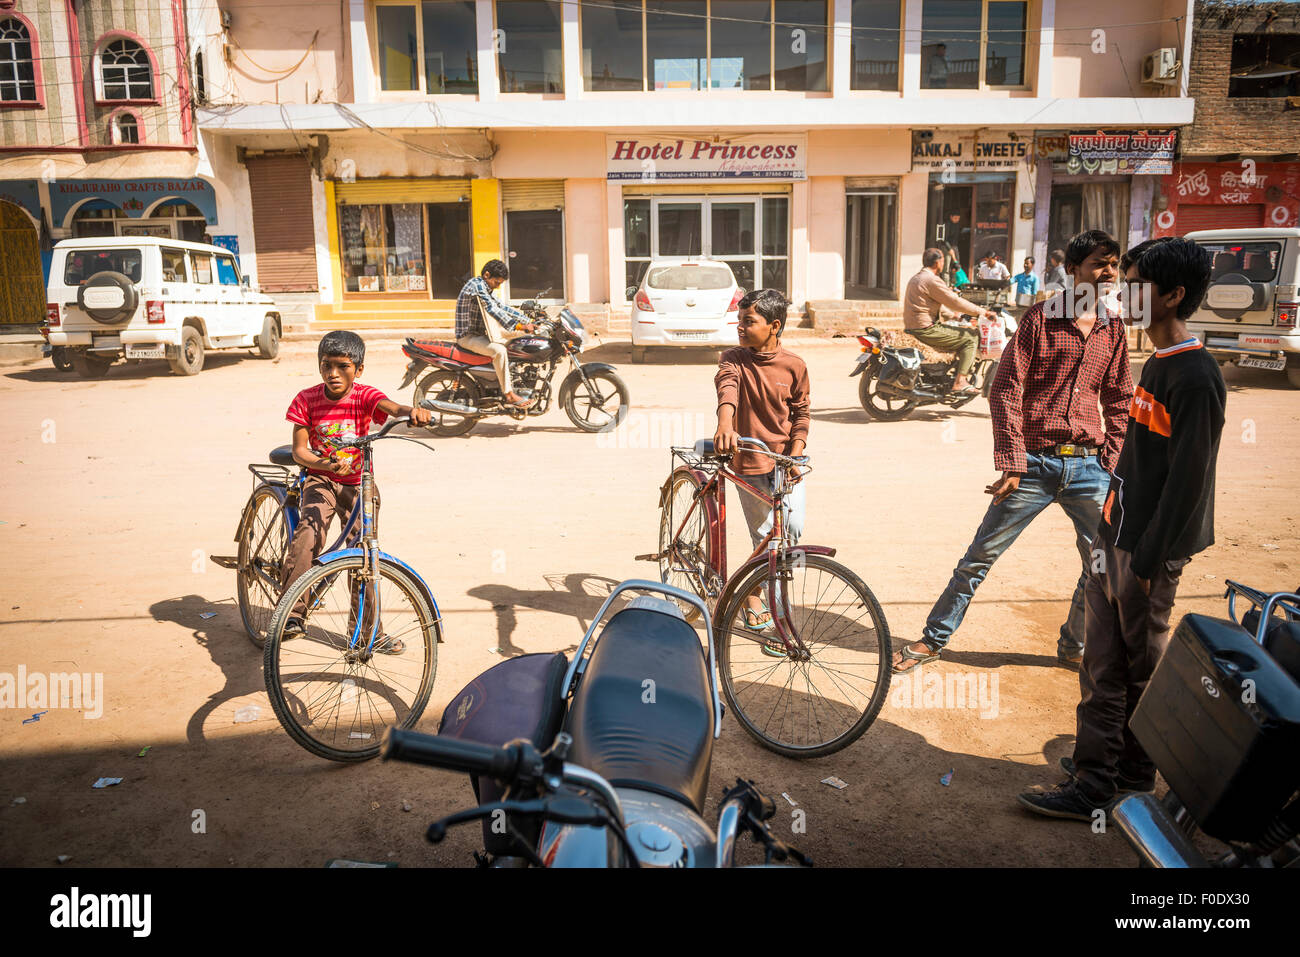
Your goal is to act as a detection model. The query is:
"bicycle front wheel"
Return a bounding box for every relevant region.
[264,554,440,761]
[237,484,289,648]
[716,554,891,758]
[657,467,718,622]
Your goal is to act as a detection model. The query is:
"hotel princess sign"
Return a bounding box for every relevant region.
[606,135,807,182]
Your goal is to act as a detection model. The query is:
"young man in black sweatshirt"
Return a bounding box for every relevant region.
[1018,237,1226,820]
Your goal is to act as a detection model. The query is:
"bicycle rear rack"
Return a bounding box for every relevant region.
[249,463,293,486]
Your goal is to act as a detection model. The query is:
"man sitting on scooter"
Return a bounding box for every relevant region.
[903,248,998,395]
[455,260,537,408]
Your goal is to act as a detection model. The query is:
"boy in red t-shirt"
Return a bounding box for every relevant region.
[279,331,430,644]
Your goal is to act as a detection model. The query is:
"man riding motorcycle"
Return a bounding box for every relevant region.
[903,248,998,395]
[455,259,536,408]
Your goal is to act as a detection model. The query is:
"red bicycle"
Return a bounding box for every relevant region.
[642,437,892,757]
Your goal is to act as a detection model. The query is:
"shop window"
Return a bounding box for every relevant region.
[850,0,900,90]
[710,0,771,90]
[496,0,564,93]
[339,203,430,292]
[377,2,479,94]
[71,205,125,238]
[624,199,651,290]
[1228,34,1300,98]
[113,113,140,144]
[582,0,644,90]
[377,5,418,90]
[921,0,1027,90]
[0,17,36,103]
[773,0,827,91]
[99,38,154,100]
[648,0,707,89]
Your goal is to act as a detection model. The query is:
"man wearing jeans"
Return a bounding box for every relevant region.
[455,259,535,408]
[893,230,1134,674]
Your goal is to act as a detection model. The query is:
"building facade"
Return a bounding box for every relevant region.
[0,0,219,326]
[1153,0,1300,239]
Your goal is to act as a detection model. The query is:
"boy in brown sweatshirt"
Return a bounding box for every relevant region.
[714,289,811,636]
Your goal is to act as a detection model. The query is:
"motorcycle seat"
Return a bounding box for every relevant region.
[565,606,714,814]
[268,445,296,466]
[406,338,494,367]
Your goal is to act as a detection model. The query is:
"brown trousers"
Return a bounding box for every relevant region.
[280,473,380,627]
[1072,534,1186,801]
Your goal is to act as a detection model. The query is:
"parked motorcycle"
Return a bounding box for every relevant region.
[399,295,629,436]
[851,312,1015,421]
[382,579,812,868]
[39,322,74,372]
[1111,580,1300,868]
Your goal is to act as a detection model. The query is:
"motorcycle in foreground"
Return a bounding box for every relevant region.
[851,311,1016,421]
[382,579,812,868]
[399,293,629,436]
[1112,580,1300,868]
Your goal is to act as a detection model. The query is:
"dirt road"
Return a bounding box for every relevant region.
[1,338,1296,867]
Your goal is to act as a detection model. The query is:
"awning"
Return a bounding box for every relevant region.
[48,177,218,227]
[0,180,42,221]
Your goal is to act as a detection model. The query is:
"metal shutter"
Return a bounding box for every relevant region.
[500,179,565,211]
[334,178,471,204]
[246,155,319,292]
[1175,204,1266,232]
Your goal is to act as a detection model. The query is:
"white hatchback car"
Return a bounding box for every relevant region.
[628,259,742,362]
[47,237,282,377]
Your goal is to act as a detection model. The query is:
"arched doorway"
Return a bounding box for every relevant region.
[0,200,43,325]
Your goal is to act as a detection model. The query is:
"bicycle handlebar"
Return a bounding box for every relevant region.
[690,436,809,470]
[381,727,524,781]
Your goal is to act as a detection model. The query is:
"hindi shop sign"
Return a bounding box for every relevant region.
[1066,130,1177,175]
[911,132,1030,172]
[606,136,806,182]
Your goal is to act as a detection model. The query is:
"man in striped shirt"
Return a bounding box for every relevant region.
[455,259,536,407]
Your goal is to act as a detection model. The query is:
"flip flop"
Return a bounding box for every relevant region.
[892,643,941,674]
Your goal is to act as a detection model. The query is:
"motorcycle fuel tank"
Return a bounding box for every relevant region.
[506,337,555,362]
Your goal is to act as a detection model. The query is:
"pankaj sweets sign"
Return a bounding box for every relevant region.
[606,136,806,182]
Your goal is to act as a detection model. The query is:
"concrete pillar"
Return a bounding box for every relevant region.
[476,0,498,102]
[832,0,851,96]
[1035,0,1055,97]
[562,0,582,97]
[902,0,922,97]
[349,0,372,103]
[898,170,929,283]
[791,179,809,307]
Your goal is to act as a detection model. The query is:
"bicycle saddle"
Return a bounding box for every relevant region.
[268,446,296,466]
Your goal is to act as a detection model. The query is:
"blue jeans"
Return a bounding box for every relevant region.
[921,453,1109,656]
[736,469,806,548]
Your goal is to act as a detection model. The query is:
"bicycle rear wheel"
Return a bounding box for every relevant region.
[264,554,440,761]
[237,484,289,647]
[657,467,719,622]
[716,554,891,758]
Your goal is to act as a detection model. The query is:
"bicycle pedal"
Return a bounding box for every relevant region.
[209,555,238,569]
[634,552,663,562]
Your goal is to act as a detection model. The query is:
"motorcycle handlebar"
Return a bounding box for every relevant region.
[381,728,521,780]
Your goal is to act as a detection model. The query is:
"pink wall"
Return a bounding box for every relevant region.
[807,177,845,300]
[564,179,608,303]
[213,0,350,104]
[493,131,605,178]
[807,129,911,176]
[1052,0,1180,98]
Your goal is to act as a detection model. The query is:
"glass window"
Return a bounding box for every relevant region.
[496,0,564,93]
[657,202,704,256]
[115,114,139,144]
[191,252,214,284]
[216,255,241,285]
[647,0,707,90]
[850,0,899,90]
[773,0,826,91]
[1228,34,1300,98]
[63,249,141,285]
[160,247,188,282]
[582,1,644,90]
[761,259,787,293]
[647,263,735,289]
[1204,242,1282,282]
[762,197,788,256]
[711,202,756,256]
[423,1,478,93]
[709,0,771,90]
[100,38,153,100]
[0,18,36,102]
[986,1,1026,86]
[624,199,651,292]
[971,179,1013,267]
[339,203,429,292]
[377,5,418,91]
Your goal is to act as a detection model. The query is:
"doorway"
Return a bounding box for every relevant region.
[426,203,471,298]
[926,176,1015,284]
[845,190,897,298]
[0,201,43,325]
[505,208,565,300]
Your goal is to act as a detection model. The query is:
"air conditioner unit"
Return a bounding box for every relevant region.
[1142,48,1179,84]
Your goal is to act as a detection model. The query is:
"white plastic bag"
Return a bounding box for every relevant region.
[978,313,1009,359]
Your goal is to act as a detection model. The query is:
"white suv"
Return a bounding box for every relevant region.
[1185,228,1300,388]
[47,237,282,377]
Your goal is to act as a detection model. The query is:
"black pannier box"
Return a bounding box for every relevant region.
[1130,613,1300,843]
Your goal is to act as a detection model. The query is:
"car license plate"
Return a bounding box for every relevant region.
[673,331,710,341]
[1238,355,1285,371]
[125,343,166,359]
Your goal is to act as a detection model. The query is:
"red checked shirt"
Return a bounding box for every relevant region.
[286,382,389,486]
[989,295,1133,474]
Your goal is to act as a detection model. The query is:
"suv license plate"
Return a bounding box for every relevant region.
[1238,355,1285,371]
[125,344,166,359]
[673,331,711,341]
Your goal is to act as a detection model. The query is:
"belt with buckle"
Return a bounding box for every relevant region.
[1037,444,1097,457]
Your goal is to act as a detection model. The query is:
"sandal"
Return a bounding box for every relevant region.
[949,384,980,397]
[743,609,787,658]
[892,643,941,674]
[372,634,406,655]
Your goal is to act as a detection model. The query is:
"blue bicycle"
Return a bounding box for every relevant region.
[257,416,443,761]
